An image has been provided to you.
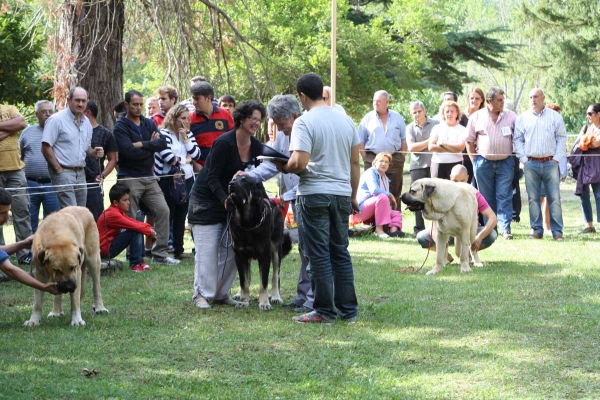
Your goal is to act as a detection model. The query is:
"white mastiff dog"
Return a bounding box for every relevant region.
[401,178,482,275]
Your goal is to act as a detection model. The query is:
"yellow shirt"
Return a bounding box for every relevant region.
[0,104,25,171]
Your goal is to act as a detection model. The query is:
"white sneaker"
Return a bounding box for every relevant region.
[152,256,181,265]
[193,296,211,309]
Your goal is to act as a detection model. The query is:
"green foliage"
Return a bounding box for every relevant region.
[519,0,600,130]
[0,1,52,105]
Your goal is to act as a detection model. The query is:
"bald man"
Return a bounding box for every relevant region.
[514,88,567,241]
[416,165,498,256]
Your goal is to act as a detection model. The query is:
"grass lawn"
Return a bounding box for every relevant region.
[1,176,599,399]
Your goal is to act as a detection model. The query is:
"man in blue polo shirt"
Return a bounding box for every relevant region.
[0,188,59,295]
[358,90,407,202]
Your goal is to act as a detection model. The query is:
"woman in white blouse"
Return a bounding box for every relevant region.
[428,101,467,180]
[155,105,201,259]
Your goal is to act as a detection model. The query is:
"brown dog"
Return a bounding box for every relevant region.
[24,206,109,327]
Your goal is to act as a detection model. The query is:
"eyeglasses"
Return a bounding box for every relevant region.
[587,112,596,116]
[248,117,262,124]
[38,110,53,115]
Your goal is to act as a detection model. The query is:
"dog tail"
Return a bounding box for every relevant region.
[281,232,292,259]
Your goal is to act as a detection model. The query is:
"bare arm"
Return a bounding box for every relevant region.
[102,152,118,177]
[0,114,26,137]
[441,139,466,153]
[0,259,60,295]
[407,139,430,152]
[0,235,33,255]
[400,139,407,155]
[41,142,63,174]
[466,142,477,161]
[281,151,310,174]
[472,207,497,251]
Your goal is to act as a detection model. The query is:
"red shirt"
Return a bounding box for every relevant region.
[97,204,153,257]
[190,105,233,165]
[151,113,165,128]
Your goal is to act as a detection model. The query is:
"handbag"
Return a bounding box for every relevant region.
[168,165,188,205]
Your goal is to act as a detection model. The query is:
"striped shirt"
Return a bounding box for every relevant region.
[19,124,50,179]
[154,129,201,179]
[358,109,406,153]
[514,108,567,164]
[466,108,516,160]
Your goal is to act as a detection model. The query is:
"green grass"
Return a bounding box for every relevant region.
[1,177,600,399]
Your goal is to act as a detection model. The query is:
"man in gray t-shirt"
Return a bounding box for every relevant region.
[277,73,360,324]
[405,101,439,234]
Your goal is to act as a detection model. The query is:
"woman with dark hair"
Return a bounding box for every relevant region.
[572,103,600,233]
[428,101,467,180]
[155,104,201,259]
[187,100,267,309]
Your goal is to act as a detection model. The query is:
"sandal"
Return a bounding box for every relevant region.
[375,232,390,239]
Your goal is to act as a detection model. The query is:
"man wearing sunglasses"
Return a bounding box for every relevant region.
[514,88,567,241]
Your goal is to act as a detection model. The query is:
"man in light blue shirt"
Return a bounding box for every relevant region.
[357,90,407,201]
[514,88,567,241]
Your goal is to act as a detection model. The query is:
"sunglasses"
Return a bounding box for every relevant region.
[587,112,597,116]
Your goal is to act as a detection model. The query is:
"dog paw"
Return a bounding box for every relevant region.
[235,301,249,308]
[269,296,283,305]
[232,292,241,300]
[460,265,473,273]
[259,303,273,311]
[93,306,109,314]
[48,311,64,318]
[71,318,86,326]
[426,266,442,275]
[24,319,40,327]
[473,262,483,268]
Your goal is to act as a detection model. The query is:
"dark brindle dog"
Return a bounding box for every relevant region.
[226,176,292,310]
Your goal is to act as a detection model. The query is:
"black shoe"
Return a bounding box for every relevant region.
[294,306,313,313]
[388,230,406,238]
[282,301,301,308]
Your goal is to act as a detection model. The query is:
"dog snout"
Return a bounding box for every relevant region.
[57,280,77,293]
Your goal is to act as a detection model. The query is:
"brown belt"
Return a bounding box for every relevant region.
[529,156,553,162]
[61,165,84,171]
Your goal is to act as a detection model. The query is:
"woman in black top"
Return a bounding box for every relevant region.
[188,100,267,308]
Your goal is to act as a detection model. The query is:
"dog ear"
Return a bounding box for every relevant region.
[37,250,47,265]
[423,183,436,199]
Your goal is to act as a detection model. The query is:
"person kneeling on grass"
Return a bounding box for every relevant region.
[0,188,60,295]
[416,165,498,261]
[97,184,157,272]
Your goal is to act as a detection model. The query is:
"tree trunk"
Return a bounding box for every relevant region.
[77,0,124,130]
[55,0,124,130]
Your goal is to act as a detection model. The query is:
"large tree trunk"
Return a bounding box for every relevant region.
[54,0,124,129]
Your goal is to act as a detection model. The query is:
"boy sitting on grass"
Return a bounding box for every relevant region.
[98,183,157,272]
[0,188,60,294]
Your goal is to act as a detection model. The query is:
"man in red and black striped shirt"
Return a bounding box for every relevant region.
[189,82,233,170]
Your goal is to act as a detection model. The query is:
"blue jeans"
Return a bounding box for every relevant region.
[27,180,60,233]
[473,156,514,233]
[524,160,563,236]
[580,182,600,223]
[296,194,358,321]
[108,229,143,266]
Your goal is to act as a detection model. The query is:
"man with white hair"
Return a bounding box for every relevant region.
[19,100,60,234]
[357,90,407,201]
[514,88,567,241]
